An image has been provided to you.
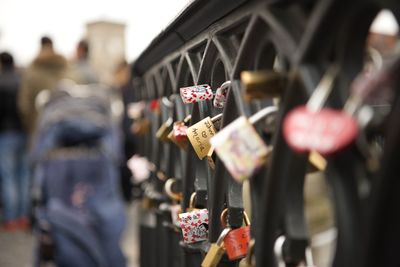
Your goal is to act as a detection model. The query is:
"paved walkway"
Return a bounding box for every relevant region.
[0,202,140,267]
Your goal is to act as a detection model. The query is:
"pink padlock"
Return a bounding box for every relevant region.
[180,84,214,104]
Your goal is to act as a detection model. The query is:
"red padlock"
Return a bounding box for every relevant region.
[173,122,188,142]
[220,209,251,260]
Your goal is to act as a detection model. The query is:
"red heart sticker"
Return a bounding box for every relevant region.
[283,106,358,156]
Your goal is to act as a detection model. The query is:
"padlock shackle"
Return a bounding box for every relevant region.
[164,178,183,201]
[248,106,278,125]
[218,80,231,93]
[162,96,174,108]
[183,114,192,124]
[211,113,223,123]
[216,227,232,245]
[306,64,339,112]
[189,192,197,209]
[220,208,251,228]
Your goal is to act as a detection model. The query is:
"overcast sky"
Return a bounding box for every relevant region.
[0,0,190,66]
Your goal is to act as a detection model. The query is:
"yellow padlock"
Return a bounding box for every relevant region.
[201,228,231,267]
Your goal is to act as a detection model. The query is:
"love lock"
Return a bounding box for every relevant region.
[274,236,315,267]
[178,192,209,244]
[283,65,359,156]
[180,84,214,104]
[241,69,287,101]
[187,114,223,159]
[220,208,251,261]
[167,115,192,150]
[210,106,277,183]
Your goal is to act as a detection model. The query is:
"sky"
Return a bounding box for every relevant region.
[0,0,190,66]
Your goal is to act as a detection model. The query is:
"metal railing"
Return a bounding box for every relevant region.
[130,0,400,266]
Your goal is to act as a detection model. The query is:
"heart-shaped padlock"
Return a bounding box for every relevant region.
[283,106,358,156]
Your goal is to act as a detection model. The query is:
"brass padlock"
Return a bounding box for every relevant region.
[141,196,156,210]
[187,114,222,159]
[131,118,151,136]
[241,70,287,101]
[201,227,231,267]
[156,117,173,141]
[239,239,255,267]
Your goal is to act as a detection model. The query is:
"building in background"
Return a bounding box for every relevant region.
[86,20,126,84]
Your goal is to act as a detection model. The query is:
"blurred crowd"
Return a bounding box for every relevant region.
[0,36,137,232]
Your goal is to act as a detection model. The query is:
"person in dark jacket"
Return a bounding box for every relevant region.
[0,52,30,231]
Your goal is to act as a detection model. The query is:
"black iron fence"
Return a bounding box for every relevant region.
[130,0,400,266]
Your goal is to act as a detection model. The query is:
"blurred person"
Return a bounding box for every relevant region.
[18,36,68,136]
[69,39,99,84]
[114,60,138,202]
[0,52,30,231]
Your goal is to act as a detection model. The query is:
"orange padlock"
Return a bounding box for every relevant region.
[220,208,251,261]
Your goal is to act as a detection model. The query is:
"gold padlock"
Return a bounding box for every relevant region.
[141,196,156,210]
[131,118,151,136]
[156,117,173,141]
[241,70,287,101]
[187,114,223,159]
[201,227,231,267]
[238,239,255,267]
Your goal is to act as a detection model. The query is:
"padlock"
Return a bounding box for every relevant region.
[168,121,189,150]
[239,239,255,267]
[142,195,156,210]
[127,101,145,119]
[180,84,214,104]
[201,227,231,267]
[210,106,277,183]
[283,65,359,156]
[178,209,209,243]
[131,118,151,136]
[156,117,173,141]
[187,114,223,159]
[220,208,251,260]
[241,70,287,101]
[274,236,315,267]
[213,81,231,108]
[149,99,160,112]
[178,192,209,243]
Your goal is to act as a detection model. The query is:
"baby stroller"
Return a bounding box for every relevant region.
[31,81,127,267]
